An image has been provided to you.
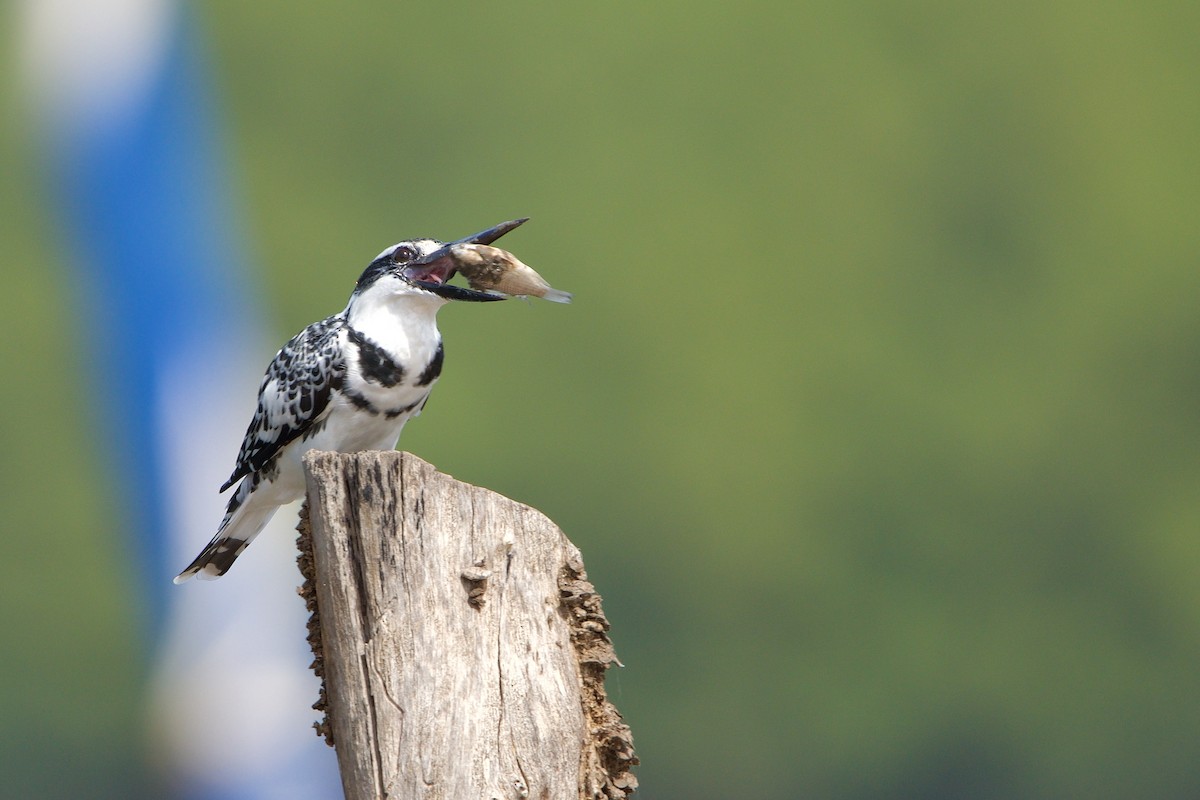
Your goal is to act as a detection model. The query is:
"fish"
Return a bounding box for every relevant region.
[448,243,573,303]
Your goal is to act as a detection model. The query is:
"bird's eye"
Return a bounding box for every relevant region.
[391,245,419,264]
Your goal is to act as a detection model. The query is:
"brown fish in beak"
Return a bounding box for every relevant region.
[448,243,573,304]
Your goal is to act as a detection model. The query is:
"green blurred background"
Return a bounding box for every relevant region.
[4,2,1200,797]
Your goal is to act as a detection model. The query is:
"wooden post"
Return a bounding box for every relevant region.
[298,450,637,800]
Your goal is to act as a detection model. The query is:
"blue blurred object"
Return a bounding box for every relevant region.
[42,8,255,626]
[22,1,342,797]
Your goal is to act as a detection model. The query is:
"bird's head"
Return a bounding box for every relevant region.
[351,218,529,306]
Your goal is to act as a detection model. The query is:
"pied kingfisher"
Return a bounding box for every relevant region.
[175,218,530,582]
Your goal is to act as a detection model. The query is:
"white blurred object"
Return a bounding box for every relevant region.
[19,0,173,132]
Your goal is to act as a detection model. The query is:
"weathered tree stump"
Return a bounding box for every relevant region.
[299,450,637,800]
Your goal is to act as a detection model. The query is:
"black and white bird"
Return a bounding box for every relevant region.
[175,218,531,583]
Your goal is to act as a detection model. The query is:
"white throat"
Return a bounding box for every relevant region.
[347,290,444,360]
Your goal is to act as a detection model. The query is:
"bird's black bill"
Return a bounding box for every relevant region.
[451,217,529,247]
[408,217,529,301]
[409,218,529,269]
[413,281,505,302]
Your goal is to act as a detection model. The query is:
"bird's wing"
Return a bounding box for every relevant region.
[220,316,345,492]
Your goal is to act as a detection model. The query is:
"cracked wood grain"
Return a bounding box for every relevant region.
[302,450,637,800]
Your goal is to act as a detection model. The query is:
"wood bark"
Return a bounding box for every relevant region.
[300,450,637,800]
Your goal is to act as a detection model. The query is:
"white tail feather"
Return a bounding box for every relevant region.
[173,488,282,583]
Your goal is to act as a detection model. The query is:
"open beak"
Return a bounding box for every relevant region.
[403,218,529,301]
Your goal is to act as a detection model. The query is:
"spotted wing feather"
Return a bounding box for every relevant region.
[220,316,345,492]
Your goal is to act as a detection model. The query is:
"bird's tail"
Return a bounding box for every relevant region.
[173,478,279,583]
